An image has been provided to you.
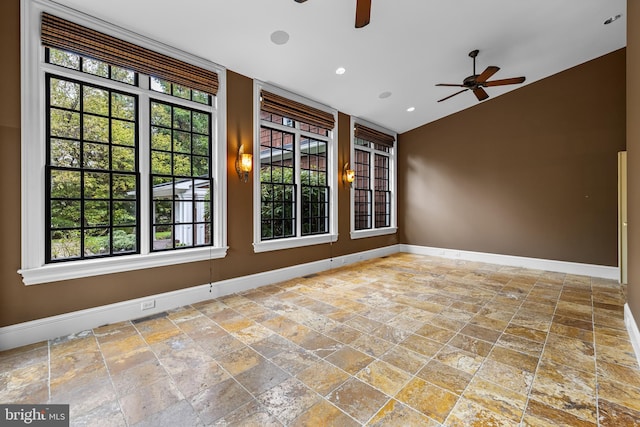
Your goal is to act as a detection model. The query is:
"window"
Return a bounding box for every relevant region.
[351,119,397,238]
[254,83,338,252]
[20,4,227,285]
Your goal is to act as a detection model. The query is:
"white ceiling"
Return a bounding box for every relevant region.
[52,0,626,134]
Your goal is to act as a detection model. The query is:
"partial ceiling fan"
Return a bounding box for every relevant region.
[436,49,526,102]
[295,0,372,28]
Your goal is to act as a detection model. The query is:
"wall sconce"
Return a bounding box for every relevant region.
[343,162,355,187]
[236,144,253,183]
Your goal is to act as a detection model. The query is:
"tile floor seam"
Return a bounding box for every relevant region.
[519,274,593,426]
[442,273,537,426]
[93,325,131,427]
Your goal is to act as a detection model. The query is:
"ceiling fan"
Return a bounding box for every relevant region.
[436,49,526,102]
[295,0,372,28]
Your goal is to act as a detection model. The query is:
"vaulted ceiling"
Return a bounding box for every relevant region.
[53,0,626,133]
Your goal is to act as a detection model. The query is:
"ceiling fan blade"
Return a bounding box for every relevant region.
[294,0,307,2]
[355,0,371,28]
[436,83,466,87]
[484,76,526,86]
[437,89,468,103]
[476,66,500,83]
[473,87,489,101]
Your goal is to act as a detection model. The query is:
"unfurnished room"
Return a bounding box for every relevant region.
[1,0,640,426]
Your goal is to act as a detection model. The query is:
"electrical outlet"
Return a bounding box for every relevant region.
[141,300,155,311]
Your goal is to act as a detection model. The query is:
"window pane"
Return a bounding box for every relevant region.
[83,116,109,143]
[83,87,109,115]
[152,127,171,151]
[112,174,136,199]
[173,107,191,131]
[84,171,110,199]
[82,58,109,78]
[151,102,172,127]
[50,230,81,260]
[50,139,81,168]
[85,201,110,226]
[50,170,81,199]
[111,66,136,85]
[83,142,109,169]
[112,120,136,146]
[48,48,80,70]
[46,76,139,262]
[112,93,136,120]
[150,101,212,252]
[50,78,80,110]
[50,109,80,139]
[112,146,136,171]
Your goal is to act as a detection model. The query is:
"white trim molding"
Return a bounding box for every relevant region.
[400,244,619,280]
[2,244,626,350]
[625,304,640,369]
[0,245,398,351]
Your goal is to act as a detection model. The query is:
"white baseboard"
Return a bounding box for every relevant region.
[0,245,399,351]
[400,244,619,280]
[625,304,640,369]
[0,244,620,351]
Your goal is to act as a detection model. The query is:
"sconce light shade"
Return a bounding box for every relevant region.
[346,168,355,183]
[236,145,253,183]
[343,162,355,186]
[240,153,253,173]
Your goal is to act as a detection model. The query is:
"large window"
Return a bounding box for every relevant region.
[254,84,337,252]
[351,119,397,238]
[46,74,139,261]
[20,4,226,285]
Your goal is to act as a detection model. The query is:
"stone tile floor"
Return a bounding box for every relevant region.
[2,253,640,426]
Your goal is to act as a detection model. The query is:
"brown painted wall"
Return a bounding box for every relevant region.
[627,2,640,330]
[0,0,397,327]
[398,49,626,266]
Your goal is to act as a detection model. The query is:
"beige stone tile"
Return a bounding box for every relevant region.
[530,360,597,422]
[416,359,472,395]
[433,345,484,375]
[399,334,443,358]
[327,377,390,424]
[395,377,458,423]
[325,345,373,375]
[379,345,428,375]
[446,397,517,427]
[462,376,527,422]
[369,399,440,427]
[290,399,358,427]
[523,398,596,427]
[477,358,533,395]
[357,359,412,396]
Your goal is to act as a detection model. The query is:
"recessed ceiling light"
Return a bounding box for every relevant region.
[270,30,290,45]
[379,91,392,99]
[604,14,622,25]
[406,107,415,112]
[335,67,346,75]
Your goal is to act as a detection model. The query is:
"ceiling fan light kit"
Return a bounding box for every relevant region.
[436,49,526,103]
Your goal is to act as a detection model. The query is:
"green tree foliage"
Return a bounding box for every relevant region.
[260,167,328,238]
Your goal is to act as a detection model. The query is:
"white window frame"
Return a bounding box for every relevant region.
[350,117,398,239]
[252,81,338,253]
[19,0,228,285]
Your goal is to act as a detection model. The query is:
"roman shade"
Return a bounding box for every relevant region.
[261,90,335,130]
[354,123,395,147]
[41,13,218,95]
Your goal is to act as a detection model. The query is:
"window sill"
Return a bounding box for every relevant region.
[18,246,228,286]
[253,234,338,253]
[350,227,397,240]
